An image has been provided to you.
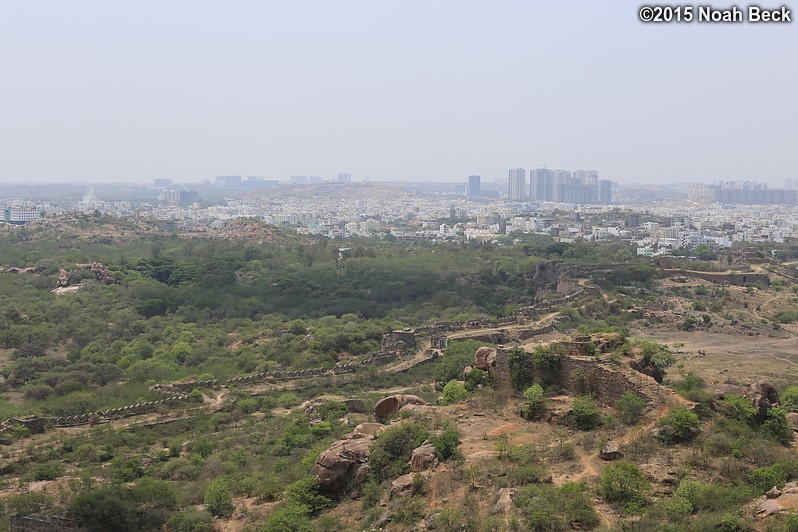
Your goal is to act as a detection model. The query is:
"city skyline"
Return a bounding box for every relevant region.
[1,1,796,185]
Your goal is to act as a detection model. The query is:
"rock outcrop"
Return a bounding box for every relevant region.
[409,442,436,472]
[492,487,517,515]
[599,441,624,461]
[474,347,497,373]
[313,431,378,494]
[374,394,429,422]
[391,473,419,498]
[747,380,780,422]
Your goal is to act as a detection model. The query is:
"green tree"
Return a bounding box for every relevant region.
[762,406,792,445]
[782,385,798,412]
[570,395,602,430]
[508,347,535,391]
[599,462,650,509]
[615,391,646,425]
[204,478,233,517]
[521,384,546,420]
[432,425,462,462]
[441,380,467,405]
[657,408,700,443]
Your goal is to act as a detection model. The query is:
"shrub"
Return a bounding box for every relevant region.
[69,488,136,531]
[112,457,144,483]
[762,406,793,445]
[440,380,467,405]
[284,475,330,514]
[570,396,602,430]
[521,384,546,420]
[188,388,205,403]
[508,347,535,391]
[721,394,757,426]
[599,462,650,508]
[261,503,314,532]
[167,509,213,532]
[32,462,62,481]
[432,425,462,462]
[203,478,233,517]
[616,391,646,425]
[675,479,756,512]
[657,408,700,443]
[783,385,798,412]
[369,422,430,480]
[465,367,490,391]
[750,463,789,493]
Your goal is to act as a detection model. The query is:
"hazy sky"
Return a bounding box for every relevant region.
[1,1,796,185]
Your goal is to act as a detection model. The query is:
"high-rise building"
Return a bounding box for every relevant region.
[599,180,613,204]
[508,168,527,201]
[338,173,352,183]
[531,168,555,201]
[467,175,481,197]
[215,175,242,189]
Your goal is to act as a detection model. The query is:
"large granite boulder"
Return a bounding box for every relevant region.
[747,380,780,422]
[312,437,373,494]
[599,441,624,461]
[391,473,418,498]
[474,347,497,373]
[409,442,436,472]
[347,423,387,439]
[374,394,429,421]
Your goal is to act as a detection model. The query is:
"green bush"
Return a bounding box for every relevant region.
[762,406,793,445]
[69,488,136,531]
[675,479,756,512]
[508,347,535,391]
[521,384,547,420]
[599,462,650,509]
[783,386,798,412]
[750,463,789,493]
[570,396,602,430]
[440,380,467,405]
[32,462,63,481]
[284,475,330,514]
[369,422,430,480]
[204,478,233,517]
[721,394,757,426]
[615,390,646,425]
[464,368,490,391]
[167,509,213,532]
[432,426,462,462]
[261,503,314,532]
[657,408,700,443]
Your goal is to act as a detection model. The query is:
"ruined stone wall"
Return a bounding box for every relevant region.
[558,357,650,405]
[516,323,556,340]
[663,269,769,286]
[490,350,653,406]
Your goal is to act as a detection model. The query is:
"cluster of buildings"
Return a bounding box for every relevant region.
[688,181,798,205]
[507,168,613,204]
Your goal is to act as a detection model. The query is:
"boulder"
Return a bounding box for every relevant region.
[312,437,373,494]
[409,443,436,472]
[492,487,516,515]
[708,383,746,400]
[348,423,387,439]
[599,441,624,461]
[374,394,429,421]
[786,413,798,433]
[756,498,784,517]
[390,473,417,498]
[766,486,782,499]
[747,380,780,421]
[474,347,497,373]
[462,366,473,381]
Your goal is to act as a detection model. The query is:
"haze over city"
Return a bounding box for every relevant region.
[1,1,796,185]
